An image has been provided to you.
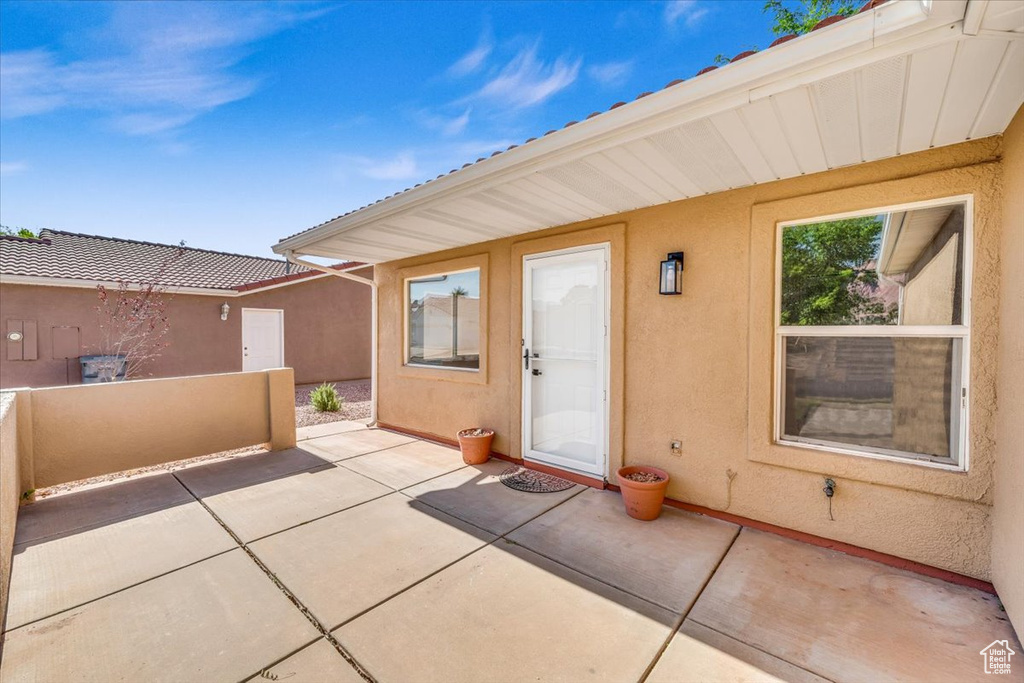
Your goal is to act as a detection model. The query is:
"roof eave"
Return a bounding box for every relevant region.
[273,0,956,259]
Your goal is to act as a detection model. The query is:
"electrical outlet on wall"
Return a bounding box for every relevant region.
[670,440,682,456]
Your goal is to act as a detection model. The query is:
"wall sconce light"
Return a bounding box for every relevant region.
[659,252,684,295]
[220,303,230,321]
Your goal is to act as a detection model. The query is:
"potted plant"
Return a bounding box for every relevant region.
[457,428,494,465]
[616,465,670,521]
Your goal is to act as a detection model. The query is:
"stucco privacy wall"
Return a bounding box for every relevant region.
[0,392,18,631]
[18,368,296,488]
[994,107,1024,637]
[0,267,372,389]
[376,134,1010,581]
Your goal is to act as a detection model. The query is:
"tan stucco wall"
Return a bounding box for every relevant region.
[0,268,371,389]
[375,134,1011,581]
[0,392,18,630]
[993,106,1024,637]
[22,367,295,488]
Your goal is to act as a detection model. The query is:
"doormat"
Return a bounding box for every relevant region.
[499,465,575,493]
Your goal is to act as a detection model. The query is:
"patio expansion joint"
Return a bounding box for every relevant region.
[242,484,395,545]
[678,619,838,683]
[333,455,469,493]
[170,471,378,683]
[0,547,238,634]
[313,439,415,464]
[637,523,742,683]
[329,485,591,633]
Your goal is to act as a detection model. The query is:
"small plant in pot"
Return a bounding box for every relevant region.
[616,465,670,521]
[457,428,494,465]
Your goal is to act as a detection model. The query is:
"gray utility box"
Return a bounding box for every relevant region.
[79,355,127,383]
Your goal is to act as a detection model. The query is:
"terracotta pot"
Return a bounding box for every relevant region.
[616,466,670,521]
[457,429,494,465]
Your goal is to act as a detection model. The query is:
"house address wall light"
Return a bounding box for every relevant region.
[659,252,684,295]
[220,303,230,321]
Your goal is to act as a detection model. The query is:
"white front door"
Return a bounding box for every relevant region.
[242,308,284,372]
[522,244,609,477]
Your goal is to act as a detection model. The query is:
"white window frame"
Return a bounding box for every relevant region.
[403,266,482,373]
[773,194,973,472]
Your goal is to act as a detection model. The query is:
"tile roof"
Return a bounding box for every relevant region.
[0,229,330,291]
[278,0,888,246]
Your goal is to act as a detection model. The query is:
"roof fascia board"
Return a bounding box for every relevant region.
[0,272,336,296]
[0,274,240,296]
[275,2,957,257]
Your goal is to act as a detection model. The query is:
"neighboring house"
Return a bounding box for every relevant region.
[274,0,1024,641]
[0,230,371,388]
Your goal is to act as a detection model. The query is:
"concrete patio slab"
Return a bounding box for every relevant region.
[250,493,494,630]
[301,428,415,462]
[335,541,677,683]
[246,639,365,683]
[402,459,582,535]
[5,499,235,629]
[688,528,1021,682]
[14,472,192,545]
[508,488,740,613]
[339,439,465,489]
[0,550,320,683]
[647,621,828,683]
[174,447,333,498]
[188,461,391,542]
[296,420,367,441]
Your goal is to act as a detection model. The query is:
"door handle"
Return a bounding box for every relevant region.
[524,348,530,370]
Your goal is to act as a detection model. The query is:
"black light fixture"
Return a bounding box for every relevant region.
[659,252,684,295]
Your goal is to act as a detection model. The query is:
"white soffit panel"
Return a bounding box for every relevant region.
[708,109,778,184]
[900,41,958,153]
[932,38,1012,146]
[812,69,864,168]
[859,56,907,160]
[772,87,830,174]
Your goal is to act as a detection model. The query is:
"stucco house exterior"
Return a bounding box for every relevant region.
[0,230,372,388]
[273,0,1024,641]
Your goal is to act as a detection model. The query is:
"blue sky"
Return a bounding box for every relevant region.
[1,1,776,259]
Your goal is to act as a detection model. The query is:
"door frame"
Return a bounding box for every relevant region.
[241,307,285,372]
[521,242,611,478]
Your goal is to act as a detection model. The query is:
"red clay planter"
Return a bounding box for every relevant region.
[616,466,670,521]
[457,428,494,465]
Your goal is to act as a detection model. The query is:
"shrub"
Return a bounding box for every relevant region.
[310,382,342,412]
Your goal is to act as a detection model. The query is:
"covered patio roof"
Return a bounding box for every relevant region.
[274,0,1024,264]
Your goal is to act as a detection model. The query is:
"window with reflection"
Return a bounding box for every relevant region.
[777,198,969,466]
[406,269,481,370]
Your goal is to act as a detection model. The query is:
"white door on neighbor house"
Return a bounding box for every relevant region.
[242,308,284,372]
[522,244,609,478]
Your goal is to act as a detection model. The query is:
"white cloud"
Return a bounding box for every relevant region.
[0,4,324,134]
[473,45,580,109]
[0,161,28,176]
[359,152,421,181]
[448,34,493,78]
[664,1,710,29]
[419,108,472,137]
[587,60,634,88]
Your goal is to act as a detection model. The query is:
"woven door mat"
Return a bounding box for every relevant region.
[498,465,575,493]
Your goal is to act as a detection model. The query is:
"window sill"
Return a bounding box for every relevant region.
[776,437,965,473]
[396,362,488,385]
